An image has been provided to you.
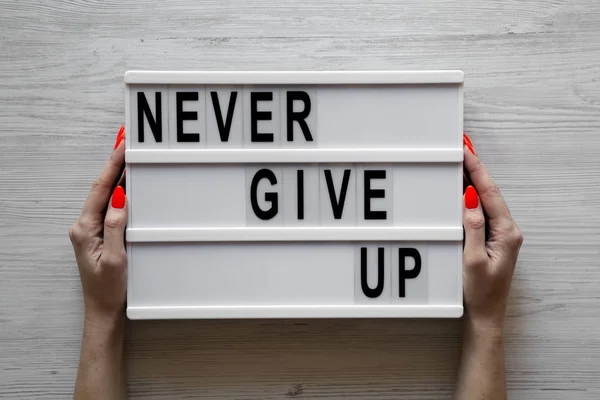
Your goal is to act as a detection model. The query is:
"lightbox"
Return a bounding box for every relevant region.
[124,71,464,319]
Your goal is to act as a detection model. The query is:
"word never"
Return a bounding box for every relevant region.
[137,90,314,143]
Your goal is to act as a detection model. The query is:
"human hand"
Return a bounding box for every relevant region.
[69,125,128,321]
[462,134,523,330]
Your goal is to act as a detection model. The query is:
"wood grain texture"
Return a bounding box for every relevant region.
[1,0,600,398]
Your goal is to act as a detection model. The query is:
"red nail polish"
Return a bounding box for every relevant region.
[112,186,126,209]
[465,141,476,155]
[113,125,125,149]
[463,133,472,147]
[113,135,124,150]
[465,185,478,209]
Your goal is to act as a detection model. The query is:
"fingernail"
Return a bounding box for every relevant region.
[113,125,125,150]
[465,141,476,155]
[465,185,478,209]
[463,133,472,147]
[112,186,126,209]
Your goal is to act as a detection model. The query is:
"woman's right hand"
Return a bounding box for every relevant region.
[462,134,523,330]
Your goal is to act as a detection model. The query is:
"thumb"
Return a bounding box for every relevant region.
[102,186,128,263]
[463,185,487,267]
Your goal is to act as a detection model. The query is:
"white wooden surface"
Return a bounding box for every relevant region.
[1,0,599,398]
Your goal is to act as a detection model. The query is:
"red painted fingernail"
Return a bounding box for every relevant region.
[113,125,125,149]
[465,141,476,155]
[463,133,472,147]
[112,186,126,209]
[465,185,478,209]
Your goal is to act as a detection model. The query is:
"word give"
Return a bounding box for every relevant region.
[250,167,390,222]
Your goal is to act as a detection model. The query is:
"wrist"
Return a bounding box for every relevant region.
[83,308,125,338]
[463,316,504,342]
[84,298,125,323]
[463,303,506,332]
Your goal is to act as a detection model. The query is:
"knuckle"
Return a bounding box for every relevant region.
[509,226,524,247]
[100,252,127,269]
[482,181,502,199]
[91,178,102,190]
[104,216,124,230]
[466,215,486,231]
[91,177,108,192]
[68,222,85,244]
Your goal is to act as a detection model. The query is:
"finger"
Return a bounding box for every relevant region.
[463,185,488,265]
[463,144,513,227]
[80,125,125,223]
[102,186,128,263]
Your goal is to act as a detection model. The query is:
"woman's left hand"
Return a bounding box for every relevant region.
[69,125,128,321]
